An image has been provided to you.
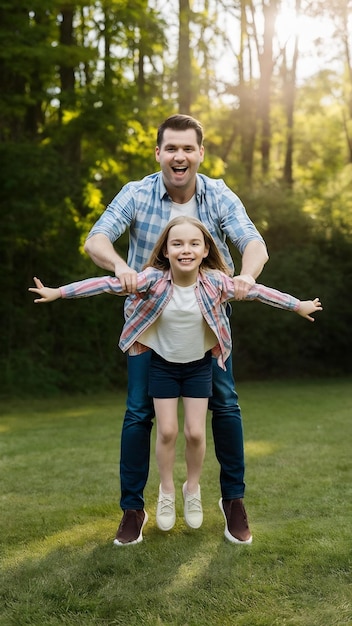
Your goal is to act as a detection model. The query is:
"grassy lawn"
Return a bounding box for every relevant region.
[1,379,351,626]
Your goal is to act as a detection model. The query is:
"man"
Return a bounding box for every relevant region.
[84,114,269,546]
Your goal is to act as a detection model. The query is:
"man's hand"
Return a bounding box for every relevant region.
[84,234,138,293]
[232,274,256,300]
[115,266,138,293]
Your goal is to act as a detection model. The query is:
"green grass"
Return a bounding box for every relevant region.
[1,379,351,626]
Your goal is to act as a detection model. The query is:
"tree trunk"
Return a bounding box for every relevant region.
[238,0,257,182]
[178,0,192,114]
[58,6,80,165]
[256,0,278,175]
[59,6,76,112]
[282,23,299,187]
[341,1,352,162]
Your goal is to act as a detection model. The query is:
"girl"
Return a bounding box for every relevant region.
[29,216,322,534]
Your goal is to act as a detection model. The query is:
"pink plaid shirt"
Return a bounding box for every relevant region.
[60,267,300,370]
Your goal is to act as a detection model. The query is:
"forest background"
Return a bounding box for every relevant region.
[1,0,351,396]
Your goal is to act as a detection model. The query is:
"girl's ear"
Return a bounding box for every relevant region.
[203,244,210,259]
[163,245,169,258]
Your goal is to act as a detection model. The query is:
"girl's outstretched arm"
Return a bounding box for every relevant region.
[296,298,323,321]
[29,277,61,303]
[29,268,160,303]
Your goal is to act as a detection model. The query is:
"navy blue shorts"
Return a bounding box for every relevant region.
[148,350,213,399]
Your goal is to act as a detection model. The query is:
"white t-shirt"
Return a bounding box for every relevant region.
[170,195,198,220]
[138,283,217,363]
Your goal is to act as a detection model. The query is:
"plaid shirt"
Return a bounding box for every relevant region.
[60,268,300,370]
[86,172,266,273]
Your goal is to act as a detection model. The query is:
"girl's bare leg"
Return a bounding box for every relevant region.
[183,397,208,494]
[154,397,179,494]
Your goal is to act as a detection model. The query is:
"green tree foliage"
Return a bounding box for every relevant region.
[230,189,352,379]
[0,0,351,395]
[0,1,167,394]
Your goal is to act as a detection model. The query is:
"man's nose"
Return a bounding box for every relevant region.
[174,149,185,160]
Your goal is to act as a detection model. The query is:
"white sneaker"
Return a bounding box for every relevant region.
[156,486,176,531]
[182,482,203,529]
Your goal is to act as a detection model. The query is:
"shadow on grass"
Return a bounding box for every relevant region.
[2,510,351,626]
[1,518,225,625]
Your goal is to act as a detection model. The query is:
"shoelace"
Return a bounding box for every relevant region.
[185,494,202,513]
[159,495,174,514]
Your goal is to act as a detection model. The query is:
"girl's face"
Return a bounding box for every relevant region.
[164,222,209,286]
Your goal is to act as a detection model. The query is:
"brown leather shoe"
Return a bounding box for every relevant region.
[219,498,252,544]
[113,510,148,546]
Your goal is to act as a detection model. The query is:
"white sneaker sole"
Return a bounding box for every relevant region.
[156,516,176,531]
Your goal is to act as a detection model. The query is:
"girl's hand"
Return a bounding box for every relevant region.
[28,277,61,303]
[297,298,323,321]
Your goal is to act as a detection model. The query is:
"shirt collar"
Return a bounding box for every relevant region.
[165,268,173,282]
[159,174,168,199]
[197,270,207,286]
[158,172,204,201]
[195,174,205,201]
[165,268,206,285]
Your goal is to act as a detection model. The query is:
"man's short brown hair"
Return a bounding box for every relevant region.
[157,114,204,147]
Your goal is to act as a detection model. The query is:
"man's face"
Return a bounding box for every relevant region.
[155,128,204,199]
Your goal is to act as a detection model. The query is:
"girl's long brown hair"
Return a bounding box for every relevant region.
[144,216,232,276]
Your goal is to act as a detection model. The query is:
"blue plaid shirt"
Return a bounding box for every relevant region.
[87,172,265,274]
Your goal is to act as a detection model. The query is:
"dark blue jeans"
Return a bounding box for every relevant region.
[119,350,245,510]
